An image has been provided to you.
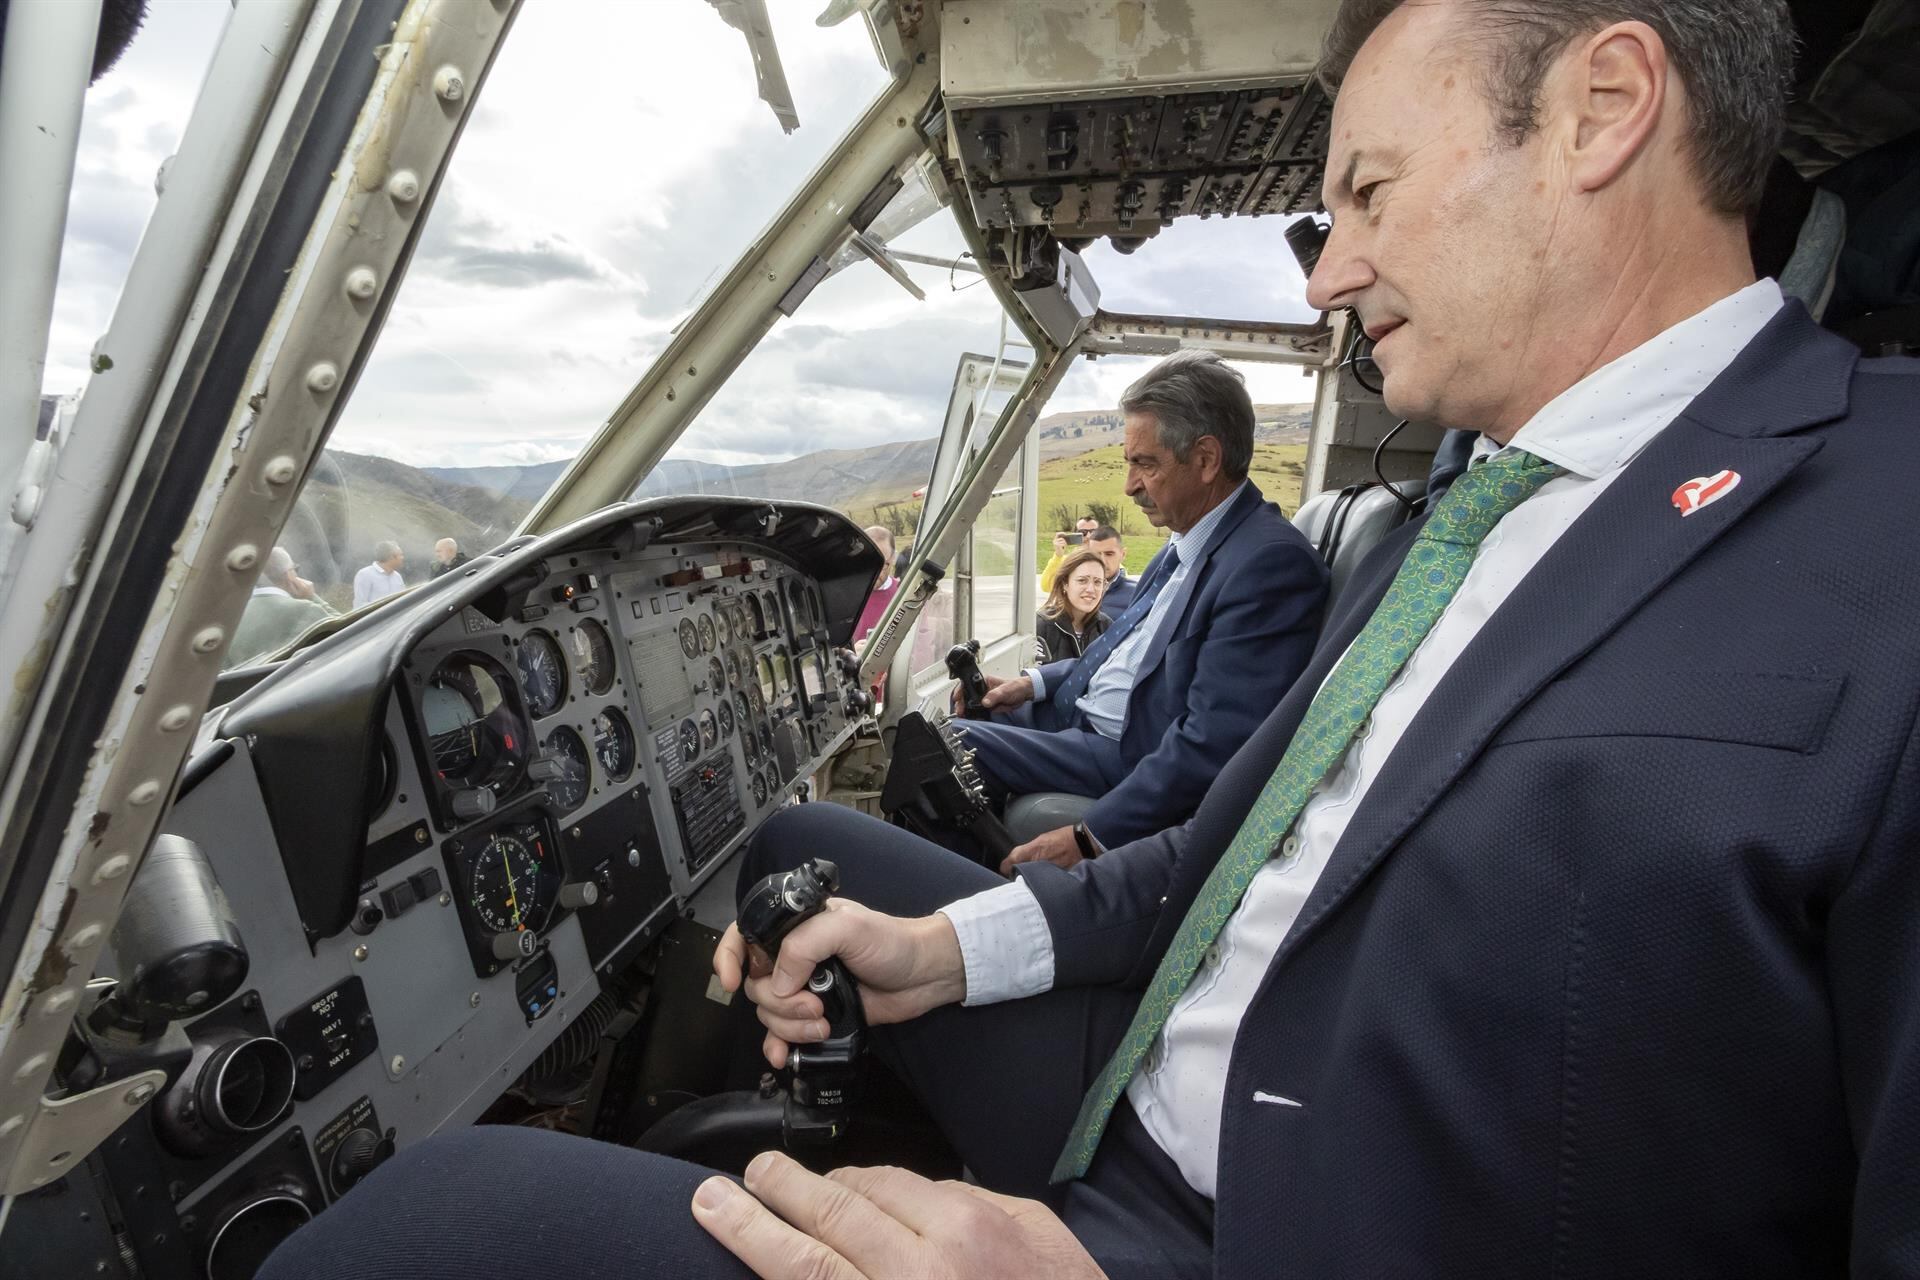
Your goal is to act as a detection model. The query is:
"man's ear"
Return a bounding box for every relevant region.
[1194,435,1226,483]
[1564,21,1668,196]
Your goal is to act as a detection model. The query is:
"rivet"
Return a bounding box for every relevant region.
[389,1054,407,1074]
[92,854,132,884]
[438,892,450,906]
[468,992,480,1008]
[15,1054,50,1082]
[432,65,465,101]
[263,456,298,486]
[387,170,420,203]
[124,1082,156,1107]
[226,544,259,572]
[305,362,340,392]
[414,827,429,846]
[0,1115,23,1140]
[159,705,193,733]
[344,267,378,300]
[69,923,104,948]
[353,945,368,962]
[190,627,224,654]
[129,779,163,805]
[42,990,76,1015]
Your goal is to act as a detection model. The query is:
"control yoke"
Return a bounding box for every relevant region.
[736,858,867,1148]
[945,639,991,720]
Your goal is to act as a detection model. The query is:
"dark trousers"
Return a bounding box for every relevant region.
[260,804,1211,1280]
[953,707,1127,805]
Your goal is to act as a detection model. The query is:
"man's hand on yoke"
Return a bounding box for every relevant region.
[693,1152,1107,1280]
[980,673,1033,711]
[1001,824,1085,876]
[713,900,967,1069]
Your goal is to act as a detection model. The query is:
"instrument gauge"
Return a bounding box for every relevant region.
[516,629,568,718]
[748,681,765,716]
[571,619,616,696]
[592,707,636,783]
[697,613,717,653]
[423,653,527,794]
[717,699,735,741]
[698,708,718,751]
[746,594,766,640]
[468,829,548,935]
[540,725,591,813]
[724,650,743,688]
[716,608,732,646]
[787,580,817,634]
[678,618,700,660]
[708,656,727,692]
[763,590,782,636]
[751,773,768,806]
[678,718,701,762]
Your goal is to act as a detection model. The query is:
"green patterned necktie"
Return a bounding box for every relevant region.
[1052,447,1566,1184]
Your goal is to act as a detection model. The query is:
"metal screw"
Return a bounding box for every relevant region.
[344,267,378,300]
[189,628,224,654]
[438,892,451,906]
[129,778,164,804]
[389,1055,406,1075]
[414,827,430,846]
[159,705,193,733]
[352,945,368,962]
[305,362,339,393]
[433,65,466,101]
[262,455,298,486]
[226,544,259,572]
[123,1082,156,1107]
[387,169,421,202]
[469,992,481,1008]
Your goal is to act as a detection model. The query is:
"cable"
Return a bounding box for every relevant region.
[1341,321,1385,396]
[1372,417,1418,512]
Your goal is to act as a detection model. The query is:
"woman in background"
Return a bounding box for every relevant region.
[1034,549,1110,664]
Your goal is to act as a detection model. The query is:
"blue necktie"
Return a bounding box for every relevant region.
[1052,542,1180,712]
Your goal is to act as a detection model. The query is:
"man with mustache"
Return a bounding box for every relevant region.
[951,349,1329,873]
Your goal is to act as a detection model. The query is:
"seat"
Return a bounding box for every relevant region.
[1290,482,1422,614]
[1003,791,1097,843]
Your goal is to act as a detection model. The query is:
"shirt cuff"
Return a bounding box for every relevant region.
[1025,667,1048,700]
[937,879,1055,1005]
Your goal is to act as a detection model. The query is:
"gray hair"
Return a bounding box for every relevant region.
[1119,350,1255,480]
[374,540,402,562]
[259,546,295,589]
[1318,0,1794,215]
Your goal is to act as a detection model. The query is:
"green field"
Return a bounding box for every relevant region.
[1035,442,1308,573]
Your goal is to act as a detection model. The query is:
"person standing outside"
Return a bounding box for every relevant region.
[227,547,333,668]
[429,537,470,579]
[1033,549,1111,664]
[351,540,406,608]
[1039,514,1101,592]
[854,525,901,641]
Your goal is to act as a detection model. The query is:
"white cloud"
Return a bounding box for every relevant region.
[48,0,1322,478]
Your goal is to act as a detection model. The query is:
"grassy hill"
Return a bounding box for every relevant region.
[1035,441,1309,574]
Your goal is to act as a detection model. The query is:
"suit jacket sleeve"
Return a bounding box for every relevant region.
[1078,540,1326,845]
[1830,702,1920,1272]
[1016,818,1194,989]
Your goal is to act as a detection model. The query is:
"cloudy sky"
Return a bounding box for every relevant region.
[47,0,1323,476]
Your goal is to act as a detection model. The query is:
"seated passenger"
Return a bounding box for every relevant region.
[1033,549,1111,664]
[226,547,333,668]
[956,348,1328,870]
[1082,524,1137,612]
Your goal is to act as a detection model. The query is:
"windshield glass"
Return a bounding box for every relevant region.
[222,2,900,664]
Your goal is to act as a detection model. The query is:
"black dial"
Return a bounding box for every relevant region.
[742,721,760,765]
[592,708,635,782]
[422,653,527,793]
[572,620,616,695]
[699,708,718,751]
[469,830,546,934]
[708,656,727,692]
[541,726,591,813]
[748,679,765,716]
[678,718,701,762]
[746,594,766,639]
[678,618,700,660]
[724,649,742,688]
[717,699,735,740]
[751,773,768,805]
[716,608,732,646]
[516,630,568,718]
[697,614,717,653]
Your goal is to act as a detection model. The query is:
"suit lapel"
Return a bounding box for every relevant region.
[1267,305,1855,968]
[1135,484,1263,685]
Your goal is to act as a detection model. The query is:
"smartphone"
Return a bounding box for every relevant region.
[1056,531,1084,545]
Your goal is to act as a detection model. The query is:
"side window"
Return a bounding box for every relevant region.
[969,448,1026,643]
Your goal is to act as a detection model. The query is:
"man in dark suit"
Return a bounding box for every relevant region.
[953,349,1328,871]
[258,3,1920,1279]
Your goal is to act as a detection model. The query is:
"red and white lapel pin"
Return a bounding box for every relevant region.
[1671,469,1740,517]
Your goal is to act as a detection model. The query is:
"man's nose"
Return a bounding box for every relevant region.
[1305,223,1373,313]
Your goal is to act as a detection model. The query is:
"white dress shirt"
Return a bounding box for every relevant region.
[1027,481,1249,740]
[352,563,406,607]
[942,279,1785,1197]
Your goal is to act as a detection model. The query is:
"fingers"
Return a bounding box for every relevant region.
[763,902,859,1000]
[762,1030,790,1071]
[691,1174,864,1280]
[755,1003,830,1050]
[825,1165,962,1236]
[713,923,746,993]
[740,1153,920,1277]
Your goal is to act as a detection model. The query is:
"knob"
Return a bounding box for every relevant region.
[492,930,537,961]
[330,1127,389,1194]
[450,788,495,821]
[527,756,564,783]
[558,881,599,910]
[349,897,383,936]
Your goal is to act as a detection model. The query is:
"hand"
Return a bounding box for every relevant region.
[1001,824,1084,876]
[285,572,318,601]
[693,1152,1107,1280]
[713,901,966,1069]
[1053,533,1070,555]
[981,673,1033,712]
